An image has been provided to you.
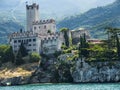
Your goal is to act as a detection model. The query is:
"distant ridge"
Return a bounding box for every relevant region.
[57,0,120,39]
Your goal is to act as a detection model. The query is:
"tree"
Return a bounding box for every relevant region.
[15,49,24,65]
[29,52,41,63]
[19,43,28,57]
[0,45,8,63]
[3,46,15,63]
[0,45,15,63]
[79,34,89,58]
[60,28,70,47]
[106,27,120,59]
[15,43,27,65]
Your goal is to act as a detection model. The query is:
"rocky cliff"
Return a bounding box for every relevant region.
[72,59,120,83]
[0,55,120,86]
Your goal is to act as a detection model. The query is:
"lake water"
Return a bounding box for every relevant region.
[0,83,120,90]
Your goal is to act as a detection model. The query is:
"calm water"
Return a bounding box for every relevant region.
[0,83,120,90]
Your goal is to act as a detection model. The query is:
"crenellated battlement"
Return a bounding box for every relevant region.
[26,3,39,10]
[41,34,59,43]
[9,31,38,39]
[33,19,55,25]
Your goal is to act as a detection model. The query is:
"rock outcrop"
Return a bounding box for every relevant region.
[72,59,120,83]
[0,76,31,86]
[1,56,120,86]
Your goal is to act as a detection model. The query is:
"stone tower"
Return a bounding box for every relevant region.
[26,3,39,31]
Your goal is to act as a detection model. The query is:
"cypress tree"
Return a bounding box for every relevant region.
[79,34,89,58]
[15,49,24,65]
[3,46,15,63]
[19,43,28,57]
[60,28,70,47]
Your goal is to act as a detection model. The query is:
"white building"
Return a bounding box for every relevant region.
[8,3,91,55]
[9,3,62,55]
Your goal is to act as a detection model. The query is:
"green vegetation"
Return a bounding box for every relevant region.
[59,27,120,62]
[15,49,24,65]
[29,52,41,63]
[79,33,89,58]
[18,43,28,57]
[60,28,70,47]
[0,44,41,66]
[106,27,120,59]
[0,45,15,63]
[57,0,120,39]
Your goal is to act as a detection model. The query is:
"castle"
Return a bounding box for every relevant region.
[8,3,90,55]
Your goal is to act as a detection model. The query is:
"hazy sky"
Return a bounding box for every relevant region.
[0,0,115,12]
[0,0,116,19]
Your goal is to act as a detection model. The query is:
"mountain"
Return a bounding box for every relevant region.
[0,20,23,44]
[57,0,120,39]
[0,0,118,44]
[0,0,115,19]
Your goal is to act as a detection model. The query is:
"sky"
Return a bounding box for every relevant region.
[0,0,115,9]
[0,0,116,19]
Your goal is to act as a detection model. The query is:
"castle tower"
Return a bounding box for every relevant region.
[26,3,39,31]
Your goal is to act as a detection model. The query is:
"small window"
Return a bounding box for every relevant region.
[29,44,31,46]
[33,39,36,42]
[39,26,40,29]
[14,40,17,43]
[18,40,21,43]
[44,25,46,29]
[29,39,31,42]
[34,26,36,30]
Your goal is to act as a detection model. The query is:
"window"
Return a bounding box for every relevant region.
[29,44,31,46]
[29,39,31,42]
[18,40,21,43]
[33,39,36,42]
[44,25,46,29]
[39,26,40,29]
[34,26,36,30]
[14,40,17,43]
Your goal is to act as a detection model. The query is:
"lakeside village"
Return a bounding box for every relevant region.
[1,3,120,86]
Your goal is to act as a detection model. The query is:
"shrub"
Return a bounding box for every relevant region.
[29,52,41,63]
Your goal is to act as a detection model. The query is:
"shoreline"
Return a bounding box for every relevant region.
[1,81,120,87]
